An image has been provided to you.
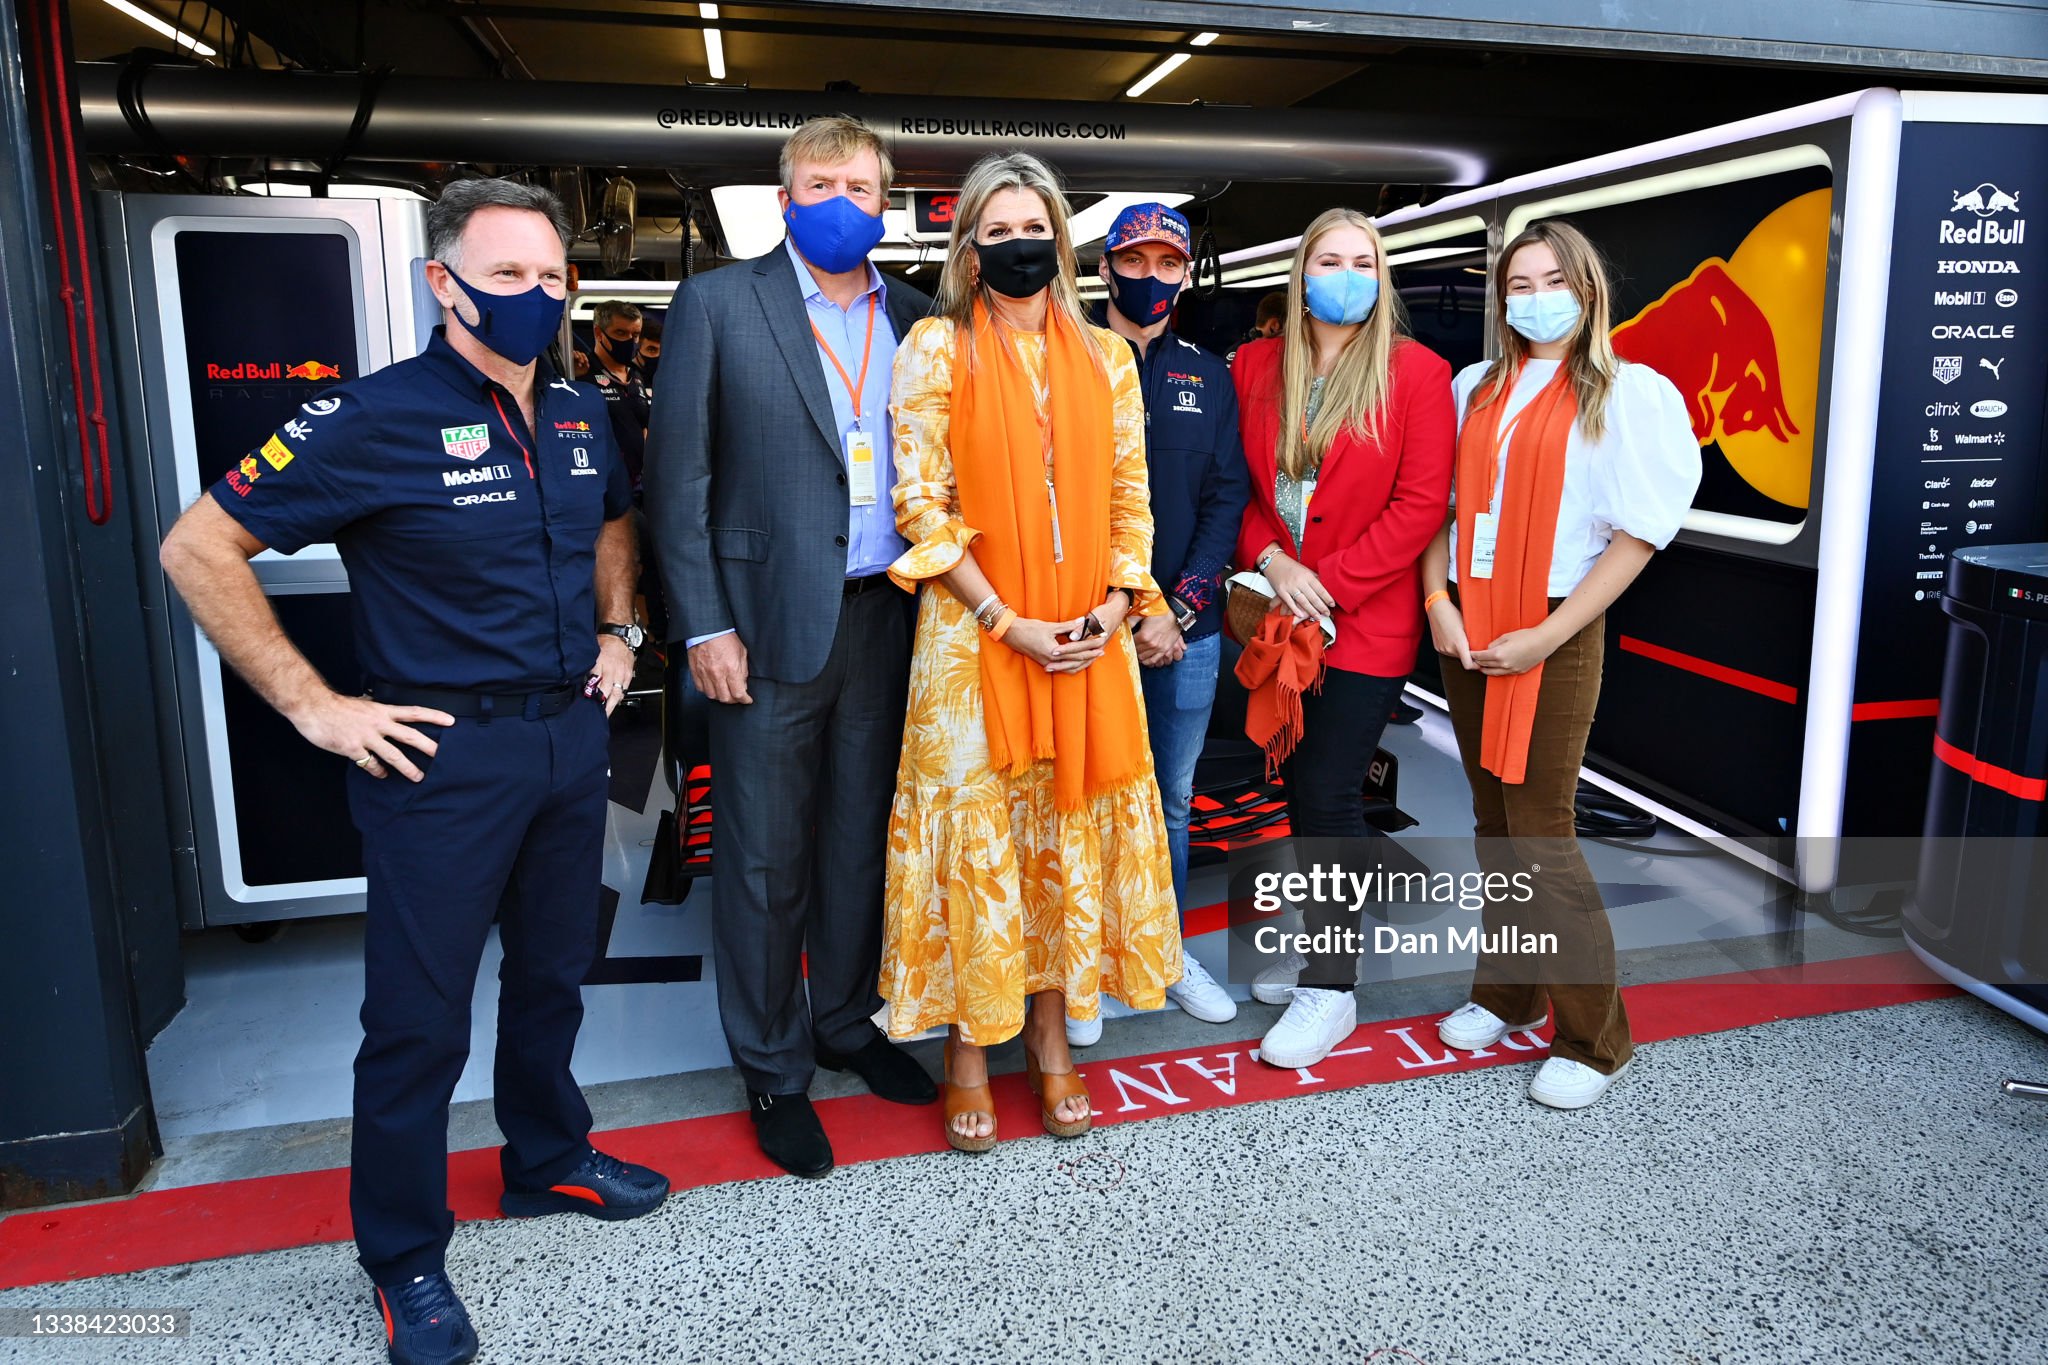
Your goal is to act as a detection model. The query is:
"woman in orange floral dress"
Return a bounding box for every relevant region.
[879,151,1180,1151]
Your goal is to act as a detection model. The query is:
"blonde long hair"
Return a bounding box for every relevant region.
[1277,208,1406,481]
[933,151,1101,373]
[1470,219,1619,442]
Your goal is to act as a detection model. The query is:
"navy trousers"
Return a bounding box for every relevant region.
[346,695,608,1286]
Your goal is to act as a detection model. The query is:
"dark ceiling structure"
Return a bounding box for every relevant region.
[62,0,2042,273]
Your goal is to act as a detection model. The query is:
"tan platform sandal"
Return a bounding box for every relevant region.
[1023,1044,1092,1139]
[942,1035,997,1153]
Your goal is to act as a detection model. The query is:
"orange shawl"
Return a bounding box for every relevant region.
[1454,364,1577,785]
[1235,611,1327,779]
[950,303,1148,811]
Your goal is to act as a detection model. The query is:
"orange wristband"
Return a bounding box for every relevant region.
[1423,589,1450,612]
[989,607,1016,642]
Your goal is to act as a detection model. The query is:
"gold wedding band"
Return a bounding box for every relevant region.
[355,755,374,768]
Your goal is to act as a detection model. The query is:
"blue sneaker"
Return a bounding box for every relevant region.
[499,1146,670,1221]
[374,1272,477,1365]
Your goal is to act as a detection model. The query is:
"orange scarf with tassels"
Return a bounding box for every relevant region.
[1455,362,1578,785]
[950,302,1148,812]
[1236,612,1327,779]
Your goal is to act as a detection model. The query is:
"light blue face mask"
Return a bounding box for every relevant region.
[1505,290,1583,345]
[1303,269,1380,326]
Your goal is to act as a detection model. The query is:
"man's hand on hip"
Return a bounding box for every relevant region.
[290,691,456,782]
[689,632,753,704]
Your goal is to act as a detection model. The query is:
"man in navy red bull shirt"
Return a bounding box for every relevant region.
[1090,202,1252,1041]
[158,177,667,1365]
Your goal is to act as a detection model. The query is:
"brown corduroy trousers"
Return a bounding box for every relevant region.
[1437,594,1632,1074]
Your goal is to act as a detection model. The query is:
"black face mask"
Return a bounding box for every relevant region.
[973,237,1061,299]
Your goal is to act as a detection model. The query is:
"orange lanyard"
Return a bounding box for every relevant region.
[809,292,879,429]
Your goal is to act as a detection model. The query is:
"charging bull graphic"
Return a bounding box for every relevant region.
[1608,188,1830,511]
[286,360,344,381]
[1953,184,2020,217]
[1612,261,1800,444]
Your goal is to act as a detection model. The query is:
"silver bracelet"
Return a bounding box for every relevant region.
[1255,546,1282,573]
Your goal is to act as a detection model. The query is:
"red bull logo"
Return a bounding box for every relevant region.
[205,359,343,381]
[1609,188,1829,511]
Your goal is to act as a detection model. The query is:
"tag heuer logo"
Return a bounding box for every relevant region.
[441,424,491,461]
[1932,356,1963,385]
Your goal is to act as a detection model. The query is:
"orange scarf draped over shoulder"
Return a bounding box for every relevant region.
[949,302,1148,811]
[1454,363,1577,785]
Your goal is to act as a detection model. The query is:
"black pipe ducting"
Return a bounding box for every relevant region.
[75,64,1509,187]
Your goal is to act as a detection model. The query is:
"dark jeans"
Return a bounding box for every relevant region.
[1285,664,1407,990]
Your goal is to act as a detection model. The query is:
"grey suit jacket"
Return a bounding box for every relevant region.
[643,249,933,684]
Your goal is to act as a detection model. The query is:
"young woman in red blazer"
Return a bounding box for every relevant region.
[1232,206,1457,1068]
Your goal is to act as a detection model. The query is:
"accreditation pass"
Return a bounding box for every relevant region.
[845,427,878,507]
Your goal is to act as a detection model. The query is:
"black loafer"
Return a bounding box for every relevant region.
[749,1091,833,1178]
[499,1146,670,1221]
[816,1027,939,1105]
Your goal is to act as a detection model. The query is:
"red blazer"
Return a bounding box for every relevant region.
[1232,336,1456,676]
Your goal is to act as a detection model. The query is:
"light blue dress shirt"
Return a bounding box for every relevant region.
[685,238,907,650]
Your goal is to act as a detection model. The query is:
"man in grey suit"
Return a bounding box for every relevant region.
[642,116,935,1177]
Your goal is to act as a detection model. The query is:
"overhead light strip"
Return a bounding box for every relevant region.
[99,0,218,57]
[1125,30,1218,99]
[700,2,726,80]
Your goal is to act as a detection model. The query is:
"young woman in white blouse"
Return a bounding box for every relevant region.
[1418,219,1701,1109]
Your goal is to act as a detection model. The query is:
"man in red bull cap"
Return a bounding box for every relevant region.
[1088,201,1251,1040]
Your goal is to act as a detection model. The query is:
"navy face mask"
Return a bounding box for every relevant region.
[599,330,640,363]
[784,194,887,275]
[448,273,566,367]
[1106,264,1181,327]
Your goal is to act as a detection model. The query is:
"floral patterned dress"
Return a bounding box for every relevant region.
[878,316,1182,1046]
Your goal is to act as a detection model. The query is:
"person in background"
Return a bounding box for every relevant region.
[642,116,938,1179]
[637,313,664,388]
[1089,201,1250,1042]
[585,300,653,492]
[880,151,1180,1152]
[1420,219,1700,1110]
[1225,290,1289,364]
[1233,206,1456,1070]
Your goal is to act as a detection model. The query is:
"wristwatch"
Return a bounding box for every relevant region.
[599,622,645,652]
[1170,596,1199,633]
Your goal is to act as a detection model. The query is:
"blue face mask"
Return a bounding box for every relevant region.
[1505,290,1583,345]
[1106,264,1182,328]
[1303,269,1380,326]
[448,273,566,367]
[784,194,887,275]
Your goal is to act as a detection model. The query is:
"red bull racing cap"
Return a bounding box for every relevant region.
[1105,203,1193,259]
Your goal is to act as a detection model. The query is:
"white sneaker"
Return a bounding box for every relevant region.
[1257,988,1357,1069]
[1165,950,1238,1024]
[1066,1011,1104,1048]
[1529,1055,1630,1109]
[1250,948,1307,1006]
[1437,1001,1549,1051]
